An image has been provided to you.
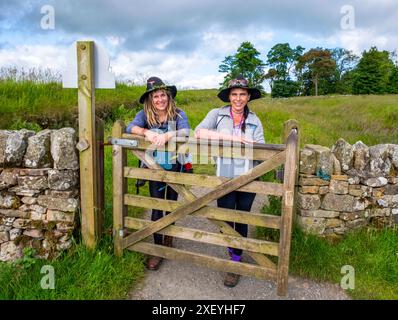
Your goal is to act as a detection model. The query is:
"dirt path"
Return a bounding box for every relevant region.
[129,186,350,300]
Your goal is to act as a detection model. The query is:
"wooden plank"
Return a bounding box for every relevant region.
[132,150,277,270]
[123,149,286,249]
[124,167,284,196]
[96,117,104,240]
[77,41,98,249]
[124,194,281,229]
[127,242,277,280]
[124,217,279,256]
[121,134,284,161]
[277,128,298,296]
[112,120,127,256]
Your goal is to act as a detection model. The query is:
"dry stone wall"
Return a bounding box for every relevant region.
[297,139,398,237]
[0,128,79,261]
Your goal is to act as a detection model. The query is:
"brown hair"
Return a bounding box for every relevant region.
[143,89,180,127]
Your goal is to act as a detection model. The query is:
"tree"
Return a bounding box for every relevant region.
[352,46,396,94]
[218,41,265,90]
[330,48,359,94]
[266,43,304,80]
[296,48,337,96]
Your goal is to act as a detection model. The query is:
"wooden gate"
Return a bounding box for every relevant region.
[111,119,299,296]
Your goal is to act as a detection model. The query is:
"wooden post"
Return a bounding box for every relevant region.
[112,120,127,256]
[96,117,105,239]
[277,126,298,296]
[77,41,99,249]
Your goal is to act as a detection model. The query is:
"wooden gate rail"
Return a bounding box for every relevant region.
[112,119,299,296]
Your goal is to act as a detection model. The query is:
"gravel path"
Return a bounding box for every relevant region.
[129,186,350,300]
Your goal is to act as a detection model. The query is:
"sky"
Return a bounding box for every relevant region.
[0,0,397,90]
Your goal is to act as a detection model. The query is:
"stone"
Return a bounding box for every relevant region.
[0,169,18,190]
[0,209,30,219]
[56,222,75,232]
[379,195,398,208]
[0,194,20,209]
[305,144,333,179]
[353,198,370,211]
[3,217,15,227]
[56,239,72,251]
[299,175,330,186]
[384,184,398,195]
[348,185,362,197]
[392,209,398,224]
[329,180,349,194]
[372,188,384,198]
[299,148,316,174]
[51,128,79,170]
[0,241,22,261]
[0,131,12,166]
[346,219,367,229]
[37,196,79,212]
[9,228,22,241]
[0,231,9,243]
[367,208,391,217]
[30,211,46,221]
[321,193,355,212]
[299,186,319,194]
[48,170,79,191]
[348,176,360,185]
[300,209,339,218]
[47,210,75,223]
[364,177,388,187]
[4,130,35,167]
[388,177,398,184]
[331,154,341,175]
[389,144,398,169]
[298,193,321,210]
[8,186,41,197]
[352,141,369,172]
[21,197,37,205]
[334,226,348,235]
[331,138,354,172]
[12,218,29,228]
[23,130,53,168]
[19,168,49,176]
[297,216,327,235]
[340,211,365,221]
[23,229,44,238]
[319,186,329,195]
[45,189,79,198]
[18,176,48,191]
[331,175,348,181]
[325,218,344,228]
[369,144,391,177]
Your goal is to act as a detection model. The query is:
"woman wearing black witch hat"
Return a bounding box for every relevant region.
[195,75,265,287]
[126,76,191,271]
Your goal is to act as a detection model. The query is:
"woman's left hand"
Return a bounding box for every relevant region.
[154,132,172,146]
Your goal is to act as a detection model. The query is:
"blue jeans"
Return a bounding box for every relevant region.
[149,163,181,245]
[217,191,256,256]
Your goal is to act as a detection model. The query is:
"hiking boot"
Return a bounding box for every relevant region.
[224,272,240,287]
[163,235,173,248]
[146,256,163,270]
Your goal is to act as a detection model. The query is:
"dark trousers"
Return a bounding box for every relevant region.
[217,191,256,256]
[149,163,181,244]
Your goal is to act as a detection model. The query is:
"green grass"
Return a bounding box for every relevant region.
[257,194,398,300]
[1,80,398,299]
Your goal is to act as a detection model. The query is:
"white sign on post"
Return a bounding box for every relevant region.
[62,41,115,88]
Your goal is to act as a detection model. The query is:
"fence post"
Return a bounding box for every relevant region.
[96,117,105,239]
[77,41,99,249]
[275,120,299,296]
[112,120,127,256]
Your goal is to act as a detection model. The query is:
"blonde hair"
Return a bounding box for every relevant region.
[143,89,180,127]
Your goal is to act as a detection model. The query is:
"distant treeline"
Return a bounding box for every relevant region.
[219,42,398,97]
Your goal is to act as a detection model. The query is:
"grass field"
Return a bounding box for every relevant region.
[0,80,397,299]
